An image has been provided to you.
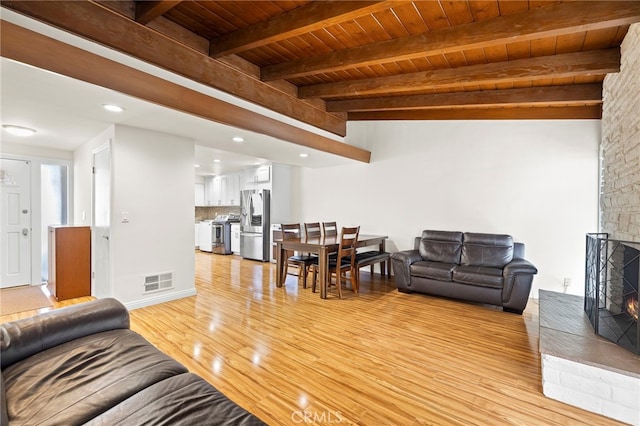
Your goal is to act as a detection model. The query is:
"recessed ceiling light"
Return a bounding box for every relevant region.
[2,125,37,137]
[213,159,221,163]
[232,136,244,143]
[103,104,124,113]
[299,153,309,158]
[194,164,201,168]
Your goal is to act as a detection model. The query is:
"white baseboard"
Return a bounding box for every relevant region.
[123,288,197,311]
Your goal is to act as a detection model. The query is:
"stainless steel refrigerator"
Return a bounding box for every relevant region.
[240,189,270,261]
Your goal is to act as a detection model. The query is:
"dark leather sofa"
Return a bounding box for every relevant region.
[0,298,265,425]
[391,230,538,314]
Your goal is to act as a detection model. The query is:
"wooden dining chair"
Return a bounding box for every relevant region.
[312,226,360,299]
[306,222,327,288]
[321,221,337,237]
[304,222,322,238]
[281,223,315,288]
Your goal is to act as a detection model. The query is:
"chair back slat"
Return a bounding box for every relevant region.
[337,226,359,267]
[322,221,338,237]
[304,222,322,238]
[281,223,301,241]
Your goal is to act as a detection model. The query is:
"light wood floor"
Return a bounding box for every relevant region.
[1,252,623,425]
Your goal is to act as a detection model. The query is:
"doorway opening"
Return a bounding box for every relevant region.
[40,164,69,284]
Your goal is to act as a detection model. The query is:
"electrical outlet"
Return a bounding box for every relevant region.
[563,277,572,287]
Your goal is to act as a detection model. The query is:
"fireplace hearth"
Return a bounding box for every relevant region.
[585,233,640,355]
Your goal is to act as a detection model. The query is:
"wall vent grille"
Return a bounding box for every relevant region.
[143,272,174,293]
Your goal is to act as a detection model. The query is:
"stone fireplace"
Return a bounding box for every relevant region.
[539,290,640,425]
[585,233,640,355]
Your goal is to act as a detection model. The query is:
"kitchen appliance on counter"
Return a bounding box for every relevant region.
[199,214,240,255]
[240,189,270,261]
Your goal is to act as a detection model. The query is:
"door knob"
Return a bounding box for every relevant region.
[22,228,29,236]
[22,209,29,214]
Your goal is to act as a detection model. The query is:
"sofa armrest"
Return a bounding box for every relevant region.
[1,298,129,369]
[391,250,422,290]
[503,258,537,276]
[502,259,538,313]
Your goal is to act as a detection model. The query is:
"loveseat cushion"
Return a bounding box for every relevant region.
[461,233,514,268]
[3,329,188,425]
[453,265,504,288]
[87,373,265,425]
[411,261,456,281]
[419,230,463,264]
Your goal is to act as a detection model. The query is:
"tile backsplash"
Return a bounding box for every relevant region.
[195,206,241,222]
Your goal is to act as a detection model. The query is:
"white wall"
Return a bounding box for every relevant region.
[74,125,196,308]
[1,141,73,161]
[294,120,600,297]
[1,143,74,285]
[74,126,114,225]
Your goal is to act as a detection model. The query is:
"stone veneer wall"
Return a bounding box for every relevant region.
[601,23,640,242]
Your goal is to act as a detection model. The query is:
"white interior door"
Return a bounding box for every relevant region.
[1,158,31,288]
[92,144,111,298]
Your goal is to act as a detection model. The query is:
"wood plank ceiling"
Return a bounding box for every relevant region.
[3,0,640,140]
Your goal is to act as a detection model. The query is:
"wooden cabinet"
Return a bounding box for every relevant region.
[48,225,91,301]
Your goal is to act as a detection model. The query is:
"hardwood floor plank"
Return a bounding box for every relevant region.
[1,253,624,425]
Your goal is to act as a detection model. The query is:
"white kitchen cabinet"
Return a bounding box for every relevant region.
[205,176,223,205]
[243,165,271,189]
[195,183,205,206]
[231,223,240,254]
[204,173,240,206]
[224,173,240,206]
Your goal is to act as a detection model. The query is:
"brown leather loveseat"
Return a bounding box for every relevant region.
[0,298,265,425]
[391,230,537,314]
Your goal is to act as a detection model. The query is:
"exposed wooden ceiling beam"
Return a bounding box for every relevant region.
[0,20,371,163]
[326,84,603,112]
[135,1,182,25]
[262,1,640,81]
[348,106,603,121]
[299,49,620,99]
[209,1,397,58]
[1,0,346,136]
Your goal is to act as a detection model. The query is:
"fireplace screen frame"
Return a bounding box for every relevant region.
[585,233,640,355]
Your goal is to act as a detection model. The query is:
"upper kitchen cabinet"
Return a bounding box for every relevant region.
[224,173,240,206]
[195,181,205,206]
[243,165,271,191]
[204,172,241,206]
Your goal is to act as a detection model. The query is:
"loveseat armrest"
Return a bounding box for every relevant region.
[502,259,538,314]
[503,258,537,276]
[1,298,129,369]
[391,250,422,291]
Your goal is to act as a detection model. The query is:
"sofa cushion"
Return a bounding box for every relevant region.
[453,265,504,288]
[86,373,265,426]
[3,329,188,425]
[461,233,514,268]
[419,230,463,264]
[0,373,7,426]
[411,261,456,281]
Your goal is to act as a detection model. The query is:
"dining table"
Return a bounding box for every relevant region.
[275,233,388,299]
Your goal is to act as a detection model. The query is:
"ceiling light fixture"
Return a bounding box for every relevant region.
[299,153,309,158]
[103,104,124,113]
[194,164,201,168]
[232,136,244,143]
[2,125,37,137]
[213,159,221,163]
